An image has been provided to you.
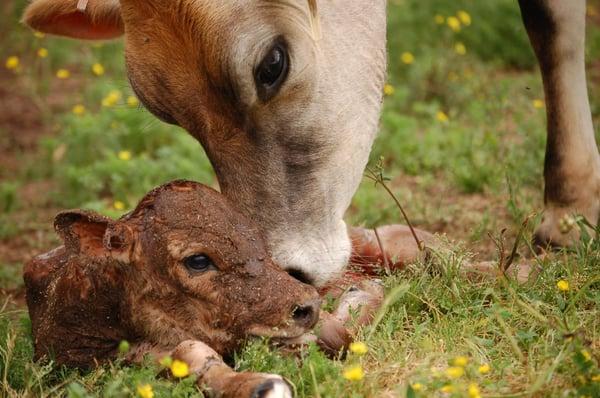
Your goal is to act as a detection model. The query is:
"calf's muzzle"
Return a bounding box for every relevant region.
[291,298,320,329]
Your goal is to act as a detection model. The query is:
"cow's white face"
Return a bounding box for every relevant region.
[23,0,387,286]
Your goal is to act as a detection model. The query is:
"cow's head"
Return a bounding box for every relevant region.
[22,0,387,286]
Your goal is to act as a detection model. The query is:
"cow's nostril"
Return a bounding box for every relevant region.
[287,268,313,285]
[292,300,320,329]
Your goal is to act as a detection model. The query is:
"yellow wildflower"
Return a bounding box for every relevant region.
[37,48,48,58]
[34,31,45,39]
[478,363,491,374]
[113,201,125,211]
[468,383,481,398]
[436,111,449,123]
[127,95,140,107]
[72,104,86,115]
[434,15,445,25]
[56,69,70,79]
[445,366,464,379]
[401,51,415,65]
[384,84,395,96]
[102,90,122,107]
[137,384,154,398]
[581,349,592,361]
[532,99,544,109]
[452,356,469,367]
[5,56,19,70]
[557,280,570,292]
[349,341,368,355]
[343,365,364,381]
[457,11,472,26]
[411,383,423,391]
[440,384,454,393]
[171,359,190,378]
[118,150,132,161]
[92,63,105,76]
[591,374,600,382]
[454,42,467,55]
[447,16,461,32]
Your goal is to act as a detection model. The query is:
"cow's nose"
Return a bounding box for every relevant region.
[291,299,320,329]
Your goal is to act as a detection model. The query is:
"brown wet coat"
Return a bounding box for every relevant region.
[24,180,319,368]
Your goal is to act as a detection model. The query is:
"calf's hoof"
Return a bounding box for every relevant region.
[224,373,292,398]
[206,370,293,398]
[251,378,293,398]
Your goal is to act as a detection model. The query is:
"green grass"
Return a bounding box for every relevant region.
[1,0,600,396]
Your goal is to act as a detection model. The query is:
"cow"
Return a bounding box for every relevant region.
[21,0,600,287]
[24,180,321,398]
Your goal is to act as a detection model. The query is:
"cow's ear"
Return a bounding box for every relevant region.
[54,210,133,261]
[22,0,123,40]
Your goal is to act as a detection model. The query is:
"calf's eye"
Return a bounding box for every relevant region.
[255,41,289,101]
[183,254,215,273]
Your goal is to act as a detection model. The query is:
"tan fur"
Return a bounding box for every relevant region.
[21,0,387,287]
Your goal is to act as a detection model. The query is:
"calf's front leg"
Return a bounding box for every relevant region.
[172,340,292,398]
[518,0,600,247]
[128,341,292,398]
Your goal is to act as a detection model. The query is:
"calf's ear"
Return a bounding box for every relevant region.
[22,0,123,40]
[54,210,133,262]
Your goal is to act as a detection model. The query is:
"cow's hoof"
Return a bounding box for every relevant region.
[534,218,575,250]
[251,378,293,398]
[534,205,599,250]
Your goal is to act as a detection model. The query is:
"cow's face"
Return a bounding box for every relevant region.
[23,0,387,286]
[51,181,321,355]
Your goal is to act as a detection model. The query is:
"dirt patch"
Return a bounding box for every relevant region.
[0,69,46,176]
[588,0,600,27]
[384,172,540,260]
[0,65,63,305]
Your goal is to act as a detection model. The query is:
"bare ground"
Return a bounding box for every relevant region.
[0,68,61,305]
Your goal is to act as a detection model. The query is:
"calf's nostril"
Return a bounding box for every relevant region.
[291,300,320,329]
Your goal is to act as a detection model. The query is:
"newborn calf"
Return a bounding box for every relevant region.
[24,180,321,398]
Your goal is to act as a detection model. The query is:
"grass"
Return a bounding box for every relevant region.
[1,0,600,396]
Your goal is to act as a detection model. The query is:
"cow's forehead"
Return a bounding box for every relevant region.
[120,0,316,39]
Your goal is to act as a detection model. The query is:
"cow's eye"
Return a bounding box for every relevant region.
[183,254,215,273]
[255,41,289,101]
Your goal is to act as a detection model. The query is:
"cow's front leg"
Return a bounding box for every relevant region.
[518,0,600,248]
[172,340,292,398]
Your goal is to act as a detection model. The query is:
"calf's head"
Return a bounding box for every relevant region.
[26,181,320,363]
[22,0,387,286]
